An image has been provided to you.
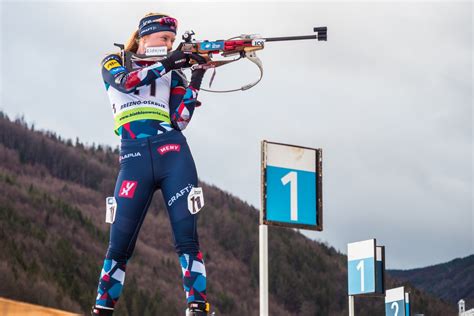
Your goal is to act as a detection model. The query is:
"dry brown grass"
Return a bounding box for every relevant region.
[0,297,80,316]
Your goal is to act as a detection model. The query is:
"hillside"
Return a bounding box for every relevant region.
[0,113,456,315]
[389,255,474,307]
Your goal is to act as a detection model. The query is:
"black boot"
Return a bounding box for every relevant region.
[91,306,114,316]
[186,301,213,316]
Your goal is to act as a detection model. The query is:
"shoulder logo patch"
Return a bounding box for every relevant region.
[104,59,121,71]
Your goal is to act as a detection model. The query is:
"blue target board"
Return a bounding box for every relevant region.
[261,141,322,231]
[347,239,385,296]
[385,287,409,316]
[348,239,376,295]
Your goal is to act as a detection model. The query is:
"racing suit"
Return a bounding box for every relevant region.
[94,54,207,312]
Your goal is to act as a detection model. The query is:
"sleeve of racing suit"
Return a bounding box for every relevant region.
[101,54,169,94]
[169,70,204,131]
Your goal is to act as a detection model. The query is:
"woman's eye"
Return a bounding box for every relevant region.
[160,37,174,44]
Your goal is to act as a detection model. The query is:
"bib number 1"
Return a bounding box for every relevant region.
[187,187,205,214]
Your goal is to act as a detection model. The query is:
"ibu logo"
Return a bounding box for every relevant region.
[200,41,224,51]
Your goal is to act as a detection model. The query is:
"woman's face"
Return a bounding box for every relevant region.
[137,31,176,54]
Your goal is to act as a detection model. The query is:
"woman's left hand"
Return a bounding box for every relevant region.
[189,53,208,65]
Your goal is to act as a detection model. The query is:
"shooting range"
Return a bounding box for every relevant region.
[260,140,323,315]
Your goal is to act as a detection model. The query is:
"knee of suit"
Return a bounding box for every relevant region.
[175,240,200,256]
[172,215,200,256]
[106,246,132,262]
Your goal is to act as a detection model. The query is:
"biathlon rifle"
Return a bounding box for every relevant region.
[115,27,327,93]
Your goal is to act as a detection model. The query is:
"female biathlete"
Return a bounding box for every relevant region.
[91,12,211,316]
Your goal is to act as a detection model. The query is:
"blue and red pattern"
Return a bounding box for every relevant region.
[180,252,207,303]
[95,259,127,309]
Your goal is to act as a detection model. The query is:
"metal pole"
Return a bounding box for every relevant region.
[349,295,355,316]
[259,224,269,316]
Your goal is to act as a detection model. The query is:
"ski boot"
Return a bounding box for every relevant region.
[186,301,214,316]
[91,305,114,316]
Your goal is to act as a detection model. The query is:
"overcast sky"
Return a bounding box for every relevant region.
[1,1,472,269]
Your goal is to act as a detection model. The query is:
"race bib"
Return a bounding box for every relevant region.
[187,187,204,215]
[145,46,168,56]
[105,197,117,224]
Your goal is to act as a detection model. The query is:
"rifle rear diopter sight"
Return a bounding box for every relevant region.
[182,30,196,43]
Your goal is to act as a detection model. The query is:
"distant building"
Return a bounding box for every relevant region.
[459,300,474,316]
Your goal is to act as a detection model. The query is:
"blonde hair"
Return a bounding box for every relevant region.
[124,12,171,53]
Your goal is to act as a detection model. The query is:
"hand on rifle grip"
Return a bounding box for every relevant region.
[160,50,190,71]
[189,54,208,90]
[188,53,208,65]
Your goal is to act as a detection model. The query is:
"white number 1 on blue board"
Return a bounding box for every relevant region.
[281,171,298,221]
[356,260,365,292]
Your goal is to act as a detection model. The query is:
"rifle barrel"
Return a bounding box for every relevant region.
[263,27,327,42]
[263,35,318,42]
